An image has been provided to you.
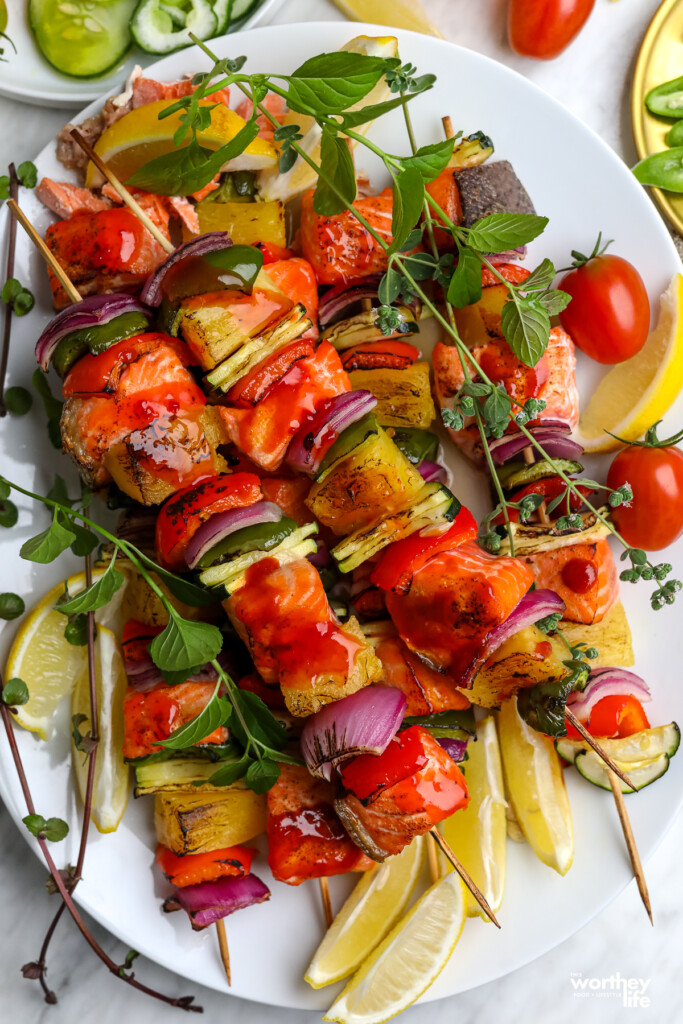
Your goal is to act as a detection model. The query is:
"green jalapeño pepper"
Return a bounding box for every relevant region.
[197,517,298,569]
[633,147,683,194]
[666,120,683,148]
[389,427,439,466]
[645,76,683,118]
[315,413,381,483]
[52,311,151,377]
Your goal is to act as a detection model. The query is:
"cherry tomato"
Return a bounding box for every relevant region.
[559,246,650,364]
[607,440,683,550]
[508,0,596,60]
[565,695,650,739]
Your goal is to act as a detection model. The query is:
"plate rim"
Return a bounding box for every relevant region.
[1,18,682,1010]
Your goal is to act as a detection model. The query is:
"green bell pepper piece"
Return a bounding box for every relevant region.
[52,311,150,377]
[389,427,439,465]
[197,517,298,569]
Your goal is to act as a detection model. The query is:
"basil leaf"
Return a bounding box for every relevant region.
[158,692,231,750]
[378,268,400,305]
[230,689,288,752]
[69,524,99,558]
[21,510,76,563]
[159,664,204,686]
[56,559,125,616]
[447,247,482,308]
[149,614,223,673]
[340,93,414,130]
[501,298,551,367]
[389,166,425,255]
[135,550,218,607]
[522,258,556,292]
[207,754,250,787]
[313,129,357,216]
[286,52,393,115]
[2,677,29,705]
[127,123,259,197]
[538,289,572,315]
[401,138,454,184]
[0,593,24,620]
[245,758,280,794]
[466,213,549,253]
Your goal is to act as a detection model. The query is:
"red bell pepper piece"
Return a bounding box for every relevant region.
[156,844,254,887]
[340,339,420,371]
[226,338,314,406]
[370,507,478,594]
[566,695,651,740]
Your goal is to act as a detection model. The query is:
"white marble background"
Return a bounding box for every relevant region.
[1,0,682,1021]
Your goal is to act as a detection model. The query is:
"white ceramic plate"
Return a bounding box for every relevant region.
[0,0,283,108]
[1,20,682,1014]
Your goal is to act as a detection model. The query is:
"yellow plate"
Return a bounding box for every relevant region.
[632,0,683,234]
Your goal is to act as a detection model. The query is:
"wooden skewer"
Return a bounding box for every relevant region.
[426,834,440,884]
[429,828,500,927]
[522,444,550,524]
[606,768,653,924]
[7,199,82,304]
[215,918,232,986]
[69,128,174,255]
[442,115,455,140]
[564,708,639,792]
[319,877,334,929]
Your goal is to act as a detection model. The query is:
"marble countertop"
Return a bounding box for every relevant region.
[2,0,682,1021]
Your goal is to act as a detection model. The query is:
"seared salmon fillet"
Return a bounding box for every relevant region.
[385,541,534,679]
[36,178,111,219]
[521,539,618,625]
[375,636,471,716]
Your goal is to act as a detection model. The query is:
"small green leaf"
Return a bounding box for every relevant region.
[64,614,89,646]
[44,817,69,842]
[500,299,551,367]
[340,93,415,130]
[483,388,512,434]
[537,289,572,316]
[17,161,38,189]
[0,479,9,500]
[46,475,76,508]
[57,559,125,616]
[0,592,25,620]
[148,613,223,673]
[442,407,464,431]
[313,128,357,216]
[0,498,18,528]
[158,692,230,750]
[521,258,556,292]
[69,524,98,558]
[2,677,29,705]
[446,247,482,309]
[245,758,280,794]
[389,165,425,255]
[0,176,9,200]
[230,689,288,752]
[135,550,218,607]
[3,386,32,415]
[207,755,250,787]
[378,268,400,305]
[20,510,76,563]
[127,124,259,197]
[286,52,393,115]
[1,278,21,303]
[401,138,454,184]
[32,369,63,450]
[14,289,35,316]
[23,814,47,838]
[400,251,437,280]
[466,213,549,253]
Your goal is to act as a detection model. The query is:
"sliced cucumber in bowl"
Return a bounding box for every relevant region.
[29,0,137,78]
[131,0,217,54]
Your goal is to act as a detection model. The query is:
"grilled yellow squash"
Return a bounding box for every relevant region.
[349,362,436,429]
[154,787,267,855]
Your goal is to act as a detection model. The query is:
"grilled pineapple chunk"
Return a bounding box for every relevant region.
[206,304,310,392]
[349,362,436,429]
[559,601,634,667]
[460,626,567,708]
[307,427,425,536]
[197,199,286,246]
[154,787,266,855]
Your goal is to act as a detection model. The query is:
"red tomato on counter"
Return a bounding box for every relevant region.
[508,0,596,60]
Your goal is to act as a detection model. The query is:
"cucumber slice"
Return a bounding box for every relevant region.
[131,0,217,54]
[574,751,670,793]
[211,0,233,32]
[29,0,136,79]
[556,722,680,765]
[135,753,242,795]
[228,0,258,22]
[199,523,319,593]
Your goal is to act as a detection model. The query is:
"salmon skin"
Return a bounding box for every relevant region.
[385,540,534,680]
[266,764,374,884]
[521,539,618,625]
[433,327,579,463]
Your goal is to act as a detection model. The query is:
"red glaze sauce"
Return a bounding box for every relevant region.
[479,340,549,408]
[561,557,598,594]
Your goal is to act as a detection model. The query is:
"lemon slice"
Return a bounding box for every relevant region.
[497,697,573,876]
[4,567,129,740]
[577,274,683,453]
[323,872,466,1024]
[306,836,425,989]
[71,626,130,833]
[85,101,277,188]
[258,35,399,203]
[441,716,506,919]
[329,0,442,36]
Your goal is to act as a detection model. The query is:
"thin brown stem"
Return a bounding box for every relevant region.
[564,708,638,792]
[0,162,18,416]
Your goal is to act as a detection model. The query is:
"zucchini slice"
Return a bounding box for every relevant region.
[199,523,319,594]
[498,506,611,556]
[556,722,680,765]
[206,304,309,391]
[135,755,246,796]
[496,458,583,492]
[574,751,670,793]
[322,306,417,351]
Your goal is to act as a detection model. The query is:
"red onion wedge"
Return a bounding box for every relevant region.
[185,501,282,570]
[458,589,566,690]
[418,460,448,484]
[488,246,526,264]
[163,873,270,930]
[141,232,232,306]
[301,685,407,781]
[318,276,383,326]
[489,427,584,466]
[567,668,651,724]
[35,294,151,371]
[437,736,469,763]
[287,390,377,476]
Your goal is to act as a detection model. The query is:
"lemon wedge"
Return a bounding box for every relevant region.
[306,836,425,989]
[85,100,277,188]
[71,626,130,834]
[329,0,442,36]
[578,274,683,453]
[497,696,574,876]
[441,716,506,919]
[258,35,399,203]
[323,871,466,1024]
[4,567,129,740]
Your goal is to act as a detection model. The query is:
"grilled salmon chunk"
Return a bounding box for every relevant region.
[521,539,618,624]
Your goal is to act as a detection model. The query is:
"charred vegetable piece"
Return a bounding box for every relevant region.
[154,787,267,855]
[453,160,536,227]
[197,198,287,247]
[349,362,436,430]
[156,843,254,887]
